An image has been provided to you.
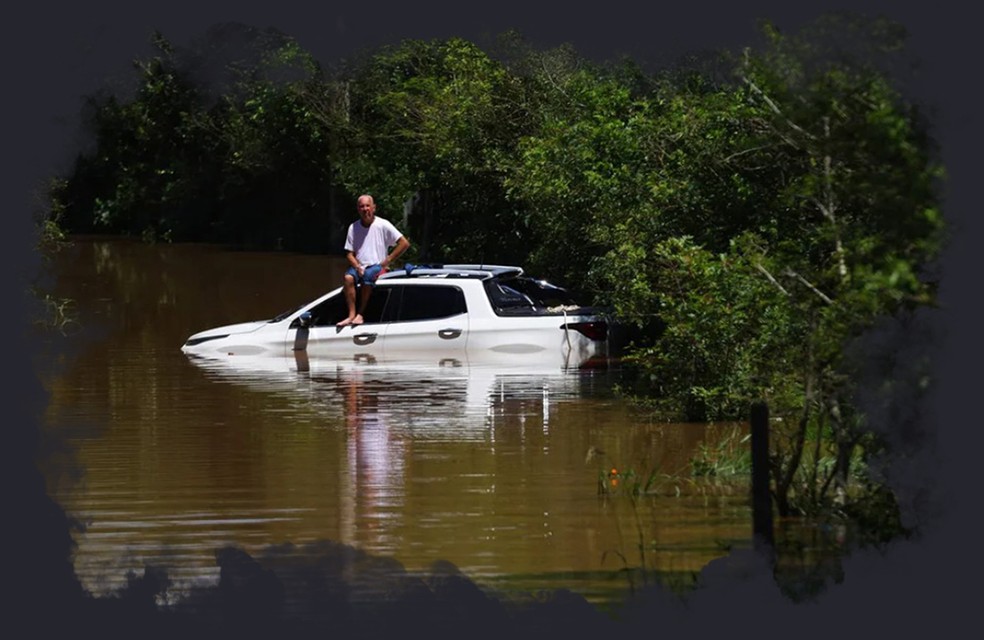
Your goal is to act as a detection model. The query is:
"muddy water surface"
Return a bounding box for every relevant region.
[39,237,753,608]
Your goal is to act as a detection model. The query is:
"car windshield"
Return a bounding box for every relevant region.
[269,305,302,323]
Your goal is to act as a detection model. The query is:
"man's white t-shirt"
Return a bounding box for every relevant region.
[344,217,403,266]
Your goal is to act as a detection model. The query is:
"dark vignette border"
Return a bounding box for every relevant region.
[6,1,979,638]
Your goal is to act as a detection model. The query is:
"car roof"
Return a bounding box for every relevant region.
[378,264,524,281]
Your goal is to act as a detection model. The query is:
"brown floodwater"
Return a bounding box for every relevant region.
[37,237,754,609]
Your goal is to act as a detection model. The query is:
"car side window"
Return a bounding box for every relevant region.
[300,288,392,327]
[396,285,467,322]
[360,288,392,323]
[304,295,346,327]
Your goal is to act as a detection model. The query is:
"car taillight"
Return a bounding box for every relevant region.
[562,321,608,341]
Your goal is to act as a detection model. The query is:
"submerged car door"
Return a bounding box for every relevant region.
[382,283,469,358]
[286,286,395,358]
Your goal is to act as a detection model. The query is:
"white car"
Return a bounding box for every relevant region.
[180,264,610,367]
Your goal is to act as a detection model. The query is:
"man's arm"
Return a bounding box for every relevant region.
[345,250,361,271]
[382,236,410,268]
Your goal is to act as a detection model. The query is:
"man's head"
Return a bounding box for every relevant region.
[357,195,376,227]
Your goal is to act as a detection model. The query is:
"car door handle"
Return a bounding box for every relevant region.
[438,328,462,340]
[353,333,378,345]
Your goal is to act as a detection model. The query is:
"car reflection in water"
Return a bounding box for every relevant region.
[184,346,609,439]
[182,346,613,550]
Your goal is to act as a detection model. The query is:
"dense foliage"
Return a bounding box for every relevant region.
[45,15,944,554]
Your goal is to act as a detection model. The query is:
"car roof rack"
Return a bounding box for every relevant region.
[379,264,524,281]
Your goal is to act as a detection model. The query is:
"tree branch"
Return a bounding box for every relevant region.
[810,196,837,224]
[722,144,773,164]
[741,75,816,144]
[755,262,789,296]
[540,59,584,109]
[783,269,834,305]
[820,117,850,284]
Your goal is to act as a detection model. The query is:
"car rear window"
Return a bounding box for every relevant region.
[485,277,580,313]
[507,277,580,307]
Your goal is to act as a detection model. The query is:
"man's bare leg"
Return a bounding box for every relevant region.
[337,275,358,326]
[351,286,373,325]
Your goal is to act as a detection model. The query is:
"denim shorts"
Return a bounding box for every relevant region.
[345,264,383,286]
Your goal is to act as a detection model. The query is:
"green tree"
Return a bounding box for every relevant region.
[57,32,215,242]
[54,26,353,253]
[612,16,943,524]
[335,37,529,263]
[505,50,766,309]
[210,36,341,251]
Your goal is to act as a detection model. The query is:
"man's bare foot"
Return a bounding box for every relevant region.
[336,317,355,327]
[351,314,364,325]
